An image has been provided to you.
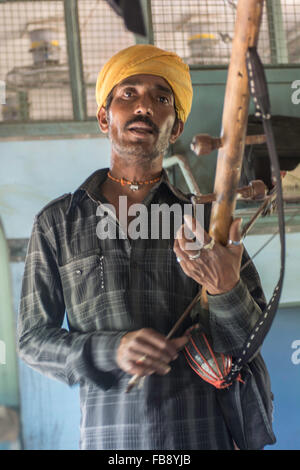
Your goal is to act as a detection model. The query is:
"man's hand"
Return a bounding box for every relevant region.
[116,328,189,377]
[173,215,243,295]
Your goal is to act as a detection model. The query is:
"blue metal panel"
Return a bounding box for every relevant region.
[262,306,300,450]
[0,137,110,449]
[17,318,80,450]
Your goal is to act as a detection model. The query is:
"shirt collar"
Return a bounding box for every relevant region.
[66,167,191,215]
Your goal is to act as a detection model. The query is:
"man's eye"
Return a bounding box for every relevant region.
[123,90,133,98]
[159,96,169,104]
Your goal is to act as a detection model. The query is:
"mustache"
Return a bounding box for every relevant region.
[124,116,159,134]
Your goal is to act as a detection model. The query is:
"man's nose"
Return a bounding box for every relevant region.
[134,94,154,116]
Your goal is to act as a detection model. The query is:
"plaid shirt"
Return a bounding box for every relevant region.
[18,168,266,450]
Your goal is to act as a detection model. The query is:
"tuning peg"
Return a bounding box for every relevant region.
[191,133,267,156]
[236,179,267,200]
[192,180,267,204]
[190,134,222,156]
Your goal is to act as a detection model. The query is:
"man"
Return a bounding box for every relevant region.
[18,45,267,450]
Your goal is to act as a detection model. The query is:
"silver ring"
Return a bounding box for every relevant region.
[228,239,242,246]
[177,257,182,263]
[203,239,215,250]
[188,250,201,260]
[136,354,147,365]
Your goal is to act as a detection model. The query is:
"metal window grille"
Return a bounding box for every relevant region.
[78,0,135,118]
[151,0,300,66]
[0,0,135,123]
[0,1,72,122]
[0,0,299,125]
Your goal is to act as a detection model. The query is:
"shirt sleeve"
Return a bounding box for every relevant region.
[17,216,124,390]
[205,247,267,356]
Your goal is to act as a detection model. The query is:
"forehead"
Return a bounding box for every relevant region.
[115,74,173,94]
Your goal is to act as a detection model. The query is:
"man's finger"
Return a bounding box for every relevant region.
[170,335,190,352]
[227,218,243,245]
[183,214,207,247]
[174,237,189,262]
[175,215,209,254]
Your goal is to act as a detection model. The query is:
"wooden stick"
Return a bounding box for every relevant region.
[201,0,264,309]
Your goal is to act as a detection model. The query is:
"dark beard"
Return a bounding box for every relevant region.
[110,135,170,161]
[109,120,172,162]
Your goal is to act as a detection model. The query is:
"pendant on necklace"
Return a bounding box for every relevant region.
[129,183,139,191]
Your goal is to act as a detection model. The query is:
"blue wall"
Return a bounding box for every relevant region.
[0,137,110,238]
[263,307,300,450]
[0,136,109,450]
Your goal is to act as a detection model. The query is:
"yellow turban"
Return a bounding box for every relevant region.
[95,44,193,123]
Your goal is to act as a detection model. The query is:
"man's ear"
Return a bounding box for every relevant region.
[97,106,109,134]
[169,119,184,144]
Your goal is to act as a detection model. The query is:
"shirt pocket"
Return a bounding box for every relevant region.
[59,252,105,326]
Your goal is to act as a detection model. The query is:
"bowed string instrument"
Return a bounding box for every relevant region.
[126,0,285,393]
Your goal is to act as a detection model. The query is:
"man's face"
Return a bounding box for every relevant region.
[98,74,183,161]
